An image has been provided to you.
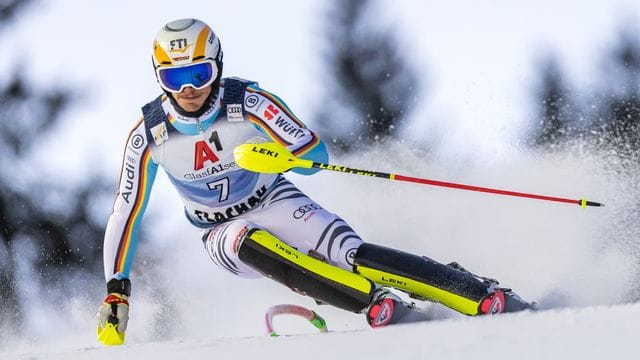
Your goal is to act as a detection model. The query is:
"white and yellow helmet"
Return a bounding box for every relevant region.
[152,18,223,93]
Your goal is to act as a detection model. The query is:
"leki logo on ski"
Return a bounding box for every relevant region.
[194,141,219,170]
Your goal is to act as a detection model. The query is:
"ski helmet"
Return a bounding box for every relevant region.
[152,18,223,93]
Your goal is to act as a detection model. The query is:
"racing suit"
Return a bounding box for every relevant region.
[103,78,363,282]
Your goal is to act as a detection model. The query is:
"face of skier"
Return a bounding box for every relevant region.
[173,85,212,112]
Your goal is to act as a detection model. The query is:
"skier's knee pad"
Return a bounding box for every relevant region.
[203,220,262,279]
[238,228,374,313]
[354,243,490,316]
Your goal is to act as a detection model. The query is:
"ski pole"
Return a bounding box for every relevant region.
[265,304,327,337]
[233,142,604,208]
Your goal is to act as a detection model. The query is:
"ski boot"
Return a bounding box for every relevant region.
[447,261,535,314]
[354,243,536,317]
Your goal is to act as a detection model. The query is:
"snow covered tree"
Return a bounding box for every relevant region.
[0,0,109,335]
[530,56,576,149]
[592,30,640,163]
[316,0,420,152]
[529,26,640,163]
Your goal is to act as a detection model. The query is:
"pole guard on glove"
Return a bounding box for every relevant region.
[97,279,131,346]
[97,293,129,345]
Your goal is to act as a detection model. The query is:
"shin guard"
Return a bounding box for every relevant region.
[238,229,374,313]
[354,243,492,316]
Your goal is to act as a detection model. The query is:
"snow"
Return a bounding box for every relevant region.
[2,143,639,359]
[4,303,639,359]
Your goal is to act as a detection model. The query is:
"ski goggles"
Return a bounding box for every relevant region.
[156,60,218,93]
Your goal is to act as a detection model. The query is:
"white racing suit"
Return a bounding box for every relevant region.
[103,78,363,282]
[104,78,534,325]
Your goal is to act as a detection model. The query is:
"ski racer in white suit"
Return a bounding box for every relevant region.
[97,18,533,345]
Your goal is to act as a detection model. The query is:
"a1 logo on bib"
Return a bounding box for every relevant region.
[194,140,219,170]
[227,104,244,122]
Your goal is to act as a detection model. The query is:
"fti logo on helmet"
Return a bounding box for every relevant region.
[169,38,190,52]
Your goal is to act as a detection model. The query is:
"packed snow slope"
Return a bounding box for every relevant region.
[4,303,640,359]
[1,142,638,359]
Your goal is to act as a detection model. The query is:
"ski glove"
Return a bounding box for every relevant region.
[96,278,131,346]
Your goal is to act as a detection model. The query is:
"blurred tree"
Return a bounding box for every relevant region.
[316,0,420,153]
[529,27,640,161]
[591,29,640,163]
[528,25,640,301]
[0,0,30,23]
[595,28,640,302]
[529,56,576,149]
[0,0,108,335]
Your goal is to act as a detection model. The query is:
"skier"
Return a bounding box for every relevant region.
[97,18,533,345]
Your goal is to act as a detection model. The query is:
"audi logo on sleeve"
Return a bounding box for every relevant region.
[293,203,322,220]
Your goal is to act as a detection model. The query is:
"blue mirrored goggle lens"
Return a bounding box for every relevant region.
[158,62,215,92]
